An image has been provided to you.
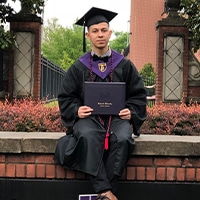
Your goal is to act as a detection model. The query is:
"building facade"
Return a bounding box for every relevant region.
[129,0,165,71]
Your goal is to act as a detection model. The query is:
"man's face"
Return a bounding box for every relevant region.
[86,22,112,50]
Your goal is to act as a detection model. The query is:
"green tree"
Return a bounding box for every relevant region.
[139,63,156,81]
[60,51,74,71]
[109,31,128,53]
[19,0,45,14]
[0,0,46,49]
[42,18,84,68]
[180,0,200,52]
[140,63,156,99]
[0,1,15,49]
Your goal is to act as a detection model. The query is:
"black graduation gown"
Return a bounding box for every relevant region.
[55,50,147,176]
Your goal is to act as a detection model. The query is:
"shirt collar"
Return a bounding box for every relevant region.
[91,47,112,58]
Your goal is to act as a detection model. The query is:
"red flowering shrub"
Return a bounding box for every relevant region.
[0,98,65,132]
[140,103,200,136]
[1,98,200,135]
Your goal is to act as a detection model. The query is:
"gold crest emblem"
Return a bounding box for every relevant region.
[98,63,107,72]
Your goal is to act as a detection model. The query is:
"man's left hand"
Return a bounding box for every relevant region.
[119,108,131,120]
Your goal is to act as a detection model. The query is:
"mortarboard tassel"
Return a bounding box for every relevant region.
[104,116,112,150]
[83,19,86,52]
[104,133,109,150]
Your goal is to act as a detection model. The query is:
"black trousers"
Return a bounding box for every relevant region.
[73,116,135,194]
[90,132,119,194]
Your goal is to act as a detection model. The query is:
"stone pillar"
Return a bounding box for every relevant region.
[155,0,189,104]
[7,11,42,99]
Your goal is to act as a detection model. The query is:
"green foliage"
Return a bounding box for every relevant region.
[42,18,83,68]
[19,0,45,15]
[109,31,128,53]
[140,63,156,80]
[44,100,58,108]
[180,0,200,52]
[140,103,200,136]
[0,26,16,49]
[0,1,15,49]
[60,51,74,71]
[140,63,156,104]
[0,0,46,50]
[0,1,14,24]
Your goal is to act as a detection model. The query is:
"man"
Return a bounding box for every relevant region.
[54,7,146,200]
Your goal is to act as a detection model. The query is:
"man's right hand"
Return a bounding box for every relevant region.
[78,106,93,118]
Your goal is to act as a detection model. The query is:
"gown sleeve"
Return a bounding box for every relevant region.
[57,62,84,131]
[123,59,147,136]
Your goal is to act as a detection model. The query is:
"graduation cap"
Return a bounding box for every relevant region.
[75,7,118,52]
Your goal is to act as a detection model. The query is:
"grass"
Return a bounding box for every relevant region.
[44,100,58,108]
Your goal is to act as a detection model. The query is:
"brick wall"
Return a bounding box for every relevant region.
[126,156,200,182]
[0,132,200,184]
[1,154,200,183]
[129,0,164,71]
[188,86,200,101]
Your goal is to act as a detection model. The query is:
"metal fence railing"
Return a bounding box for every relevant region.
[40,56,65,101]
[143,77,156,107]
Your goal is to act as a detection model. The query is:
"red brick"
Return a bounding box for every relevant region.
[146,167,156,181]
[36,155,54,164]
[128,157,153,166]
[196,169,200,181]
[0,155,5,162]
[127,167,136,180]
[166,167,176,181]
[6,154,35,163]
[156,167,166,181]
[183,158,200,167]
[130,0,164,71]
[6,154,35,164]
[26,164,36,178]
[36,164,45,178]
[185,168,195,181]
[66,169,76,179]
[183,158,193,167]
[55,165,65,179]
[46,164,55,179]
[6,155,22,163]
[136,167,145,180]
[0,164,5,176]
[21,155,35,163]
[154,157,181,167]
[16,164,25,178]
[176,168,185,181]
[6,164,15,177]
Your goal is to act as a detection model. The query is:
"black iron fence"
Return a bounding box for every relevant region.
[40,56,65,101]
[142,77,156,107]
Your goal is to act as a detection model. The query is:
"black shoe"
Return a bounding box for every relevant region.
[96,195,110,200]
